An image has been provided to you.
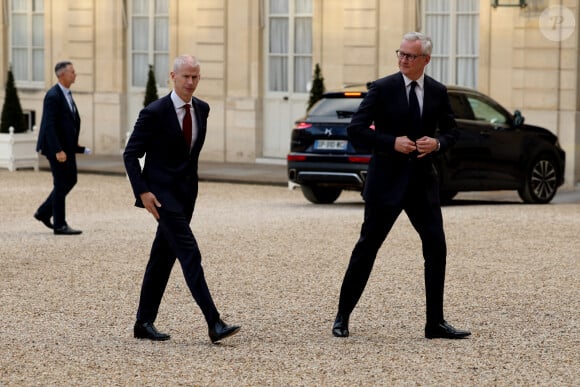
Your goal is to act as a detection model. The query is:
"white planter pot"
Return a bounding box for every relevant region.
[0,127,39,171]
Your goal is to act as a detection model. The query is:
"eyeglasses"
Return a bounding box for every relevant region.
[395,50,426,62]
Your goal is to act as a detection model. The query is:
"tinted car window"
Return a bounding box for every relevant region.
[448,93,473,120]
[309,98,364,117]
[467,96,508,124]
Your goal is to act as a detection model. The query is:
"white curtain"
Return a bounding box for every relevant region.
[268,0,312,93]
[10,0,44,82]
[455,0,478,88]
[425,0,450,84]
[131,0,168,87]
[269,17,289,91]
[424,0,478,88]
[294,16,312,92]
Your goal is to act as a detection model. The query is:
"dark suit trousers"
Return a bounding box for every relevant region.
[37,155,78,229]
[136,204,219,326]
[337,176,447,325]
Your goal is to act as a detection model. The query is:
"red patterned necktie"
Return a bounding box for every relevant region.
[182,103,192,148]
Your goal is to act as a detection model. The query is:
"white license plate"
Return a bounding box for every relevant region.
[314,140,347,150]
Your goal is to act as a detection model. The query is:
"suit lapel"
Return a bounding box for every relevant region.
[422,76,434,120]
[55,85,77,121]
[190,98,206,154]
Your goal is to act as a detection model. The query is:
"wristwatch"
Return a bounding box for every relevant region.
[435,139,441,152]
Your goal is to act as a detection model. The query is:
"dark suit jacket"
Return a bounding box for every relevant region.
[36,84,83,157]
[347,72,459,206]
[123,93,209,213]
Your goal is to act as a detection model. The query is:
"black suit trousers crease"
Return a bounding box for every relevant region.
[136,203,219,326]
[338,173,447,325]
[37,154,78,228]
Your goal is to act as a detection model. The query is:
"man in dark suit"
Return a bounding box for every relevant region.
[124,55,240,343]
[35,61,90,235]
[332,32,471,340]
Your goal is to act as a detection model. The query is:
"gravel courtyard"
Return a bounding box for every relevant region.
[1,170,578,386]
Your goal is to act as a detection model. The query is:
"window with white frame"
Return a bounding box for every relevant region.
[130,0,169,88]
[424,0,479,88]
[268,0,312,93]
[10,0,44,85]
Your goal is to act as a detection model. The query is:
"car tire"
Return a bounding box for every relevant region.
[517,154,559,204]
[301,185,342,204]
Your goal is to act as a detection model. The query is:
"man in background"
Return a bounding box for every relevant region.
[35,61,90,235]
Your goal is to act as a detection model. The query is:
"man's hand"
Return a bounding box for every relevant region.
[394,136,417,154]
[140,192,161,220]
[56,151,67,163]
[415,136,439,158]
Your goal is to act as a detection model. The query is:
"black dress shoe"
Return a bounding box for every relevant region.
[425,321,471,339]
[53,225,82,235]
[332,313,349,337]
[34,212,53,229]
[134,321,170,341]
[208,318,241,343]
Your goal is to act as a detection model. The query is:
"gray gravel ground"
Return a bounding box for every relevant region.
[1,170,578,386]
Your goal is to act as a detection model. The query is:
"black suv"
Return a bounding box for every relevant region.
[287,86,565,204]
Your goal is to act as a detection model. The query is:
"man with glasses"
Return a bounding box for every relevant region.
[331,32,471,340]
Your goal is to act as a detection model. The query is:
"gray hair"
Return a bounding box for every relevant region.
[54,61,72,77]
[402,32,433,55]
[173,55,200,72]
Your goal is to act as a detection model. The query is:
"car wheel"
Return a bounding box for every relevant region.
[518,155,559,204]
[301,185,342,204]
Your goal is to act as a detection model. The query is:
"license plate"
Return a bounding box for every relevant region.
[314,140,347,150]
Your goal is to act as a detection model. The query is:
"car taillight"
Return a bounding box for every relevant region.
[294,122,312,130]
[348,156,371,164]
[287,154,307,161]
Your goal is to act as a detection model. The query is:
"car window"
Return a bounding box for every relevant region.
[448,93,473,120]
[467,96,508,125]
[309,98,363,117]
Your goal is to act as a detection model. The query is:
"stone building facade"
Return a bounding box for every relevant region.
[0,0,578,186]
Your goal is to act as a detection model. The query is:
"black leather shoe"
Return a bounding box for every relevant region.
[425,321,471,339]
[332,313,349,337]
[34,212,53,230]
[54,225,82,235]
[208,318,241,343]
[134,321,170,341]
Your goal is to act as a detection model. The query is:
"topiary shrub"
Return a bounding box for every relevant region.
[307,63,325,111]
[0,68,26,133]
[143,64,159,107]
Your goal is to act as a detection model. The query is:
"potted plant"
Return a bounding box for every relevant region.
[0,68,38,171]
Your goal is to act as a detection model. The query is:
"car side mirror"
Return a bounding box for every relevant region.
[513,110,525,127]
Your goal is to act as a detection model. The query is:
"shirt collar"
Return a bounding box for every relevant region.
[402,73,425,89]
[170,90,192,109]
[57,83,70,94]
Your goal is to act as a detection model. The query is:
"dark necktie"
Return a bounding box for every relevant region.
[182,104,192,149]
[68,90,76,113]
[408,81,421,140]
